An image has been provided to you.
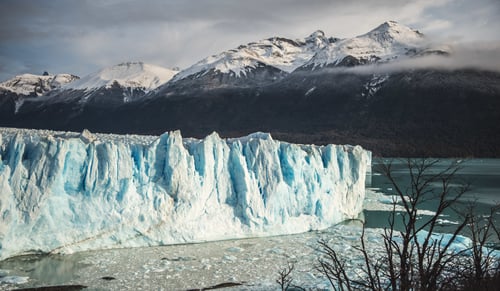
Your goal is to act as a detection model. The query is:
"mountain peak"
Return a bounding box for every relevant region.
[305,30,331,46]
[302,21,440,70]
[0,73,79,96]
[377,20,400,28]
[307,30,325,39]
[370,20,408,32]
[66,62,178,91]
[171,32,331,82]
[364,21,423,43]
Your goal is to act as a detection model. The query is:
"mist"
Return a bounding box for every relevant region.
[313,42,500,75]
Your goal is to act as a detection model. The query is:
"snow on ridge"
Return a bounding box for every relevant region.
[305,21,447,69]
[1,22,449,91]
[65,62,179,91]
[172,21,450,81]
[171,31,331,82]
[362,20,424,44]
[0,127,370,259]
[0,73,79,96]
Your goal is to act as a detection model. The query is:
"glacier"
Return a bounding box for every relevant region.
[0,128,370,260]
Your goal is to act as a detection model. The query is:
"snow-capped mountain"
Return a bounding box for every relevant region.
[17,62,180,109]
[301,21,448,69]
[1,21,499,157]
[0,73,79,96]
[170,30,334,82]
[66,62,178,92]
[0,73,80,114]
[170,21,448,84]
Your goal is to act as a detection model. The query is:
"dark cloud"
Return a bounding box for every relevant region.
[0,0,310,37]
[1,0,499,81]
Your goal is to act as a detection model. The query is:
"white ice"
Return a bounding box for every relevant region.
[1,177,497,290]
[0,128,370,260]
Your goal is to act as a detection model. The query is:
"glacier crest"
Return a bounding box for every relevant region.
[0,128,370,259]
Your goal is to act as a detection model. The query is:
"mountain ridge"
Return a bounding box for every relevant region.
[65,62,178,92]
[1,22,499,157]
[0,21,450,97]
[0,73,80,96]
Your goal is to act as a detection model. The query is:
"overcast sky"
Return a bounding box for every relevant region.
[1,0,500,81]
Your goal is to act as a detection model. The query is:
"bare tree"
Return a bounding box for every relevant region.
[451,204,500,290]
[276,262,301,291]
[316,158,499,291]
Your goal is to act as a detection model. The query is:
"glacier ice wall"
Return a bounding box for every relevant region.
[0,128,370,259]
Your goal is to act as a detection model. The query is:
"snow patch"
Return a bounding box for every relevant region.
[305,87,316,96]
[14,99,24,114]
[362,74,389,97]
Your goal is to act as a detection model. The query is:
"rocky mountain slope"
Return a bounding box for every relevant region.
[1,21,499,157]
[67,62,177,92]
[0,73,79,96]
[0,62,178,115]
[0,73,79,113]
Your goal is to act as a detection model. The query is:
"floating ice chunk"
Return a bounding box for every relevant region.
[0,275,29,284]
[436,218,459,225]
[226,247,244,253]
[416,230,471,253]
[416,230,500,259]
[223,255,237,262]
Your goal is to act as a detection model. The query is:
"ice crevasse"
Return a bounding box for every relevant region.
[0,128,370,259]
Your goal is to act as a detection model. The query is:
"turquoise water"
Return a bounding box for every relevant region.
[370,159,500,204]
[365,158,500,237]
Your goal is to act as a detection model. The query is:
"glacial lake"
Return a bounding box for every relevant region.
[1,158,499,290]
[365,158,500,231]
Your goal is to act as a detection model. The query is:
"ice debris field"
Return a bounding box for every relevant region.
[3,191,495,290]
[0,127,370,260]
